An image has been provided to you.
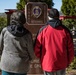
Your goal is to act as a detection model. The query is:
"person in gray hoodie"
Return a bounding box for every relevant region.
[0,10,35,75]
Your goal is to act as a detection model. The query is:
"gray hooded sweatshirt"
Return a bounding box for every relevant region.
[0,11,35,73]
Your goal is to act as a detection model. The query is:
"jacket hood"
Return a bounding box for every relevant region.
[46,19,62,28]
[7,25,28,37]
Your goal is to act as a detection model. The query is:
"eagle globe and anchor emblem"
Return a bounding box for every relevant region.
[32,6,42,18]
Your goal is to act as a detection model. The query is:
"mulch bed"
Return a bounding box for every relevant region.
[66,69,76,75]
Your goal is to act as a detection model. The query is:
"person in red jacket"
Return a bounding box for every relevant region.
[34,8,74,75]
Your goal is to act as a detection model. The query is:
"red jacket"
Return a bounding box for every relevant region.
[34,19,74,72]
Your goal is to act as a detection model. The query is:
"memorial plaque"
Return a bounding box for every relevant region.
[25,2,48,25]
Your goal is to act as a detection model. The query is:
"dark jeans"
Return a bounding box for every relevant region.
[2,70,27,75]
[44,69,66,75]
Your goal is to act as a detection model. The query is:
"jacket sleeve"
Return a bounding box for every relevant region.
[0,28,6,55]
[27,33,35,60]
[67,31,74,65]
[0,29,4,55]
[34,32,42,58]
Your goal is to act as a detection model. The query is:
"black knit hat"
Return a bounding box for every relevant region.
[48,8,59,19]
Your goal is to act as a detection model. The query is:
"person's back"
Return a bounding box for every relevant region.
[0,11,35,75]
[34,8,74,75]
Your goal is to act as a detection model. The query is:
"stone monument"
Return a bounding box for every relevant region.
[25,2,48,74]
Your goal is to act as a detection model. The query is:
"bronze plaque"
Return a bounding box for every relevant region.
[26,2,48,25]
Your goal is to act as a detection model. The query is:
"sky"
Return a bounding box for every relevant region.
[53,0,62,11]
[0,0,62,13]
[0,0,19,13]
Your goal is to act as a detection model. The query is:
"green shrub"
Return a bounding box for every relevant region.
[68,57,76,69]
[0,17,7,32]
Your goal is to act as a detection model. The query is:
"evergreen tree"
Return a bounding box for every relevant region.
[16,0,27,10]
[29,0,54,9]
[16,0,54,10]
[0,17,7,32]
[61,0,76,29]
